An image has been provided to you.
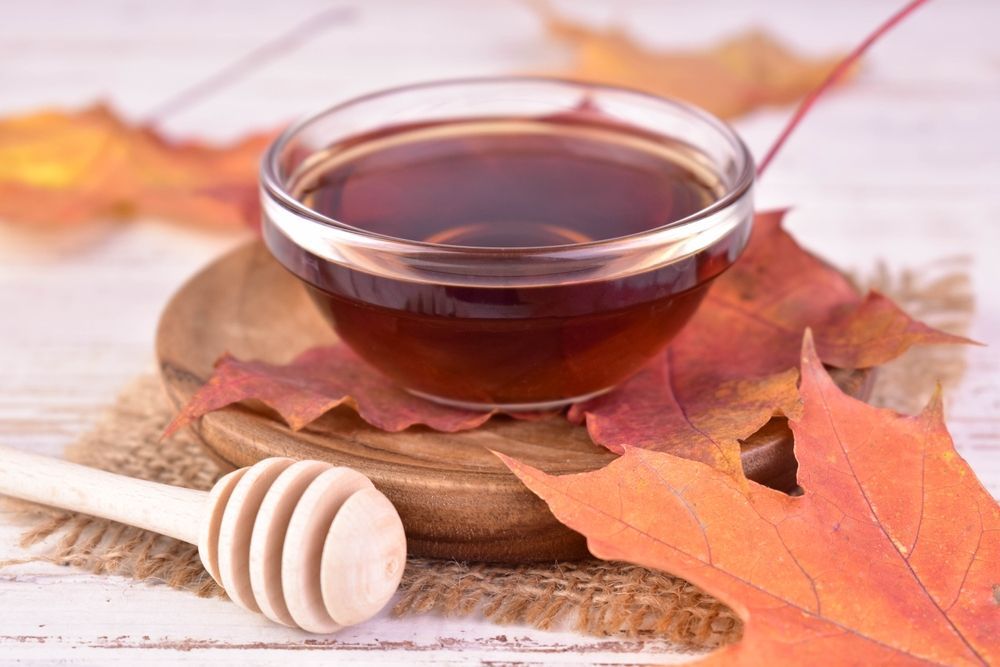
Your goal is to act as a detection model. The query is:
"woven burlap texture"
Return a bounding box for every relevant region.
[0,259,973,651]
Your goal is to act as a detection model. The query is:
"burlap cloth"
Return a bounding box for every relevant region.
[0,258,974,651]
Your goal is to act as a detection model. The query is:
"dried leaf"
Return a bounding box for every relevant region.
[0,105,271,228]
[570,361,800,477]
[689,212,971,373]
[568,210,972,469]
[535,4,849,118]
[500,332,999,665]
[164,345,498,437]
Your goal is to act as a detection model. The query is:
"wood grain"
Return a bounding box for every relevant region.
[156,241,870,562]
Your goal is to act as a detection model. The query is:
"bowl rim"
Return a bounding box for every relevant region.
[260,75,755,262]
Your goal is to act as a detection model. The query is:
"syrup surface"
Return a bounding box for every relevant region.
[295,120,720,247]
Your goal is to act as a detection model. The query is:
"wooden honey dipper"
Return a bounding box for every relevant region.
[0,446,407,633]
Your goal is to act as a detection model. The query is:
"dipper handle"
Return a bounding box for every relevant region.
[0,445,407,633]
[0,444,205,545]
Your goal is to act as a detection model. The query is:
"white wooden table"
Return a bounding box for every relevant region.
[1,1,998,663]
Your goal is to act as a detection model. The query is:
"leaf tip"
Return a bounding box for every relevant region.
[797,328,839,401]
[800,327,819,366]
[922,383,945,420]
[213,352,237,370]
[754,208,794,234]
[490,449,542,486]
[160,413,187,441]
[490,448,518,469]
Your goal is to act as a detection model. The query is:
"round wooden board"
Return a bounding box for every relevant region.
[157,242,871,563]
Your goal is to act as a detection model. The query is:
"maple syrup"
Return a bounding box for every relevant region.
[263,82,754,408]
[295,121,719,247]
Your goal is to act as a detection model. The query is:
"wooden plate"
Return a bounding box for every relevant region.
[157,242,870,563]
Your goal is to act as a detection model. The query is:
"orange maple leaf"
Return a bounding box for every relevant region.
[0,105,273,228]
[164,346,515,437]
[500,332,999,665]
[533,3,849,119]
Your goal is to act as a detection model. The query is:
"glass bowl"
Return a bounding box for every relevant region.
[261,77,754,410]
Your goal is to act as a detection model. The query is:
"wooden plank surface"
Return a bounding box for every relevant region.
[1,0,999,663]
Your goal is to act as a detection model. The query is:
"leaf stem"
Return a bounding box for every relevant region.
[756,0,932,177]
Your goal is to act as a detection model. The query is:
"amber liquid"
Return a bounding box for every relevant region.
[267,118,738,406]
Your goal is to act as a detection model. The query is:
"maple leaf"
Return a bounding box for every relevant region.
[569,361,801,478]
[163,345,503,437]
[0,105,272,228]
[684,212,969,373]
[568,210,972,473]
[500,332,999,665]
[533,3,850,119]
